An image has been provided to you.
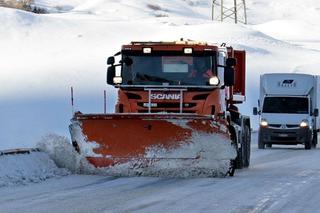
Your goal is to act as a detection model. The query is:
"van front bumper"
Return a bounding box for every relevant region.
[259,127,312,145]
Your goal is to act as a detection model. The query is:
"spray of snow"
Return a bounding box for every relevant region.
[0,151,69,187]
[69,121,102,157]
[37,133,97,174]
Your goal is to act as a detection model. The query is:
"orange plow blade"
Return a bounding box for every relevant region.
[69,113,237,177]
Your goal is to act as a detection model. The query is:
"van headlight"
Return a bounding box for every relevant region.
[260,119,268,127]
[300,120,308,128]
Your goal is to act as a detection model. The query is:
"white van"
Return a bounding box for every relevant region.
[253,73,319,149]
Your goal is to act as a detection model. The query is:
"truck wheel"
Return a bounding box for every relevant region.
[228,160,236,176]
[243,125,251,167]
[235,141,244,169]
[312,130,318,148]
[235,151,244,169]
[258,133,265,149]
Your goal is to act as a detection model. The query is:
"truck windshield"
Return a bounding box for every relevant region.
[121,55,216,86]
[262,97,309,114]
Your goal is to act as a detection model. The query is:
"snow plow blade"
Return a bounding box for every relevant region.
[69,113,237,177]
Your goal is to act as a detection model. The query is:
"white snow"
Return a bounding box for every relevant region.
[0,151,69,187]
[68,120,103,157]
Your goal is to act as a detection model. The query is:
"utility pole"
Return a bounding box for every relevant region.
[212,0,247,24]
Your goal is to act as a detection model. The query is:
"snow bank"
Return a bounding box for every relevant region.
[293,63,320,76]
[0,151,69,187]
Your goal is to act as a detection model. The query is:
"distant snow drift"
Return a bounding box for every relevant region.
[0,151,69,187]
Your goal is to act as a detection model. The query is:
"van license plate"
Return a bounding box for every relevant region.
[279,133,288,137]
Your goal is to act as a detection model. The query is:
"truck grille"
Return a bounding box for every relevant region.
[137,102,196,108]
[138,109,197,113]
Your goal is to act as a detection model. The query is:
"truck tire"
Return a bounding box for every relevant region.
[235,149,244,169]
[258,133,265,149]
[228,160,236,176]
[243,125,251,167]
[234,137,244,169]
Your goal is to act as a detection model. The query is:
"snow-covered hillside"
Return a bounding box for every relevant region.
[1,0,320,149]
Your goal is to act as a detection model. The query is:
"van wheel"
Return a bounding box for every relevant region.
[258,133,265,149]
[312,130,318,148]
[305,139,312,150]
[266,143,272,148]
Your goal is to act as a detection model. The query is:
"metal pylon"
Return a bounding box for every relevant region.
[212,0,247,24]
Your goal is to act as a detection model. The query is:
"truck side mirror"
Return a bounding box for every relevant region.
[122,57,133,66]
[253,107,258,115]
[314,108,319,117]
[226,58,236,67]
[107,56,115,65]
[224,67,235,86]
[107,66,116,85]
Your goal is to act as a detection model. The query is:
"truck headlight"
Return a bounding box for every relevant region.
[209,76,220,86]
[300,120,308,128]
[113,76,122,84]
[260,119,268,127]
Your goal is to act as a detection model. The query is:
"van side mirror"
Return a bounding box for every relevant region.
[226,58,236,67]
[107,66,116,85]
[314,108,319,117]
[224,67,235,86]
[107,56,115,65]
[253,107,258,115]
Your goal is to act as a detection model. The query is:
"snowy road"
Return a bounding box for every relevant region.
[1,133,320,213]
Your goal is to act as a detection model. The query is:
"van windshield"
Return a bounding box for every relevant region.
[262,97,309,114]
[121,55,216,86]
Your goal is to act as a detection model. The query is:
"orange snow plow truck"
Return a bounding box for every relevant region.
[69,40,251,177]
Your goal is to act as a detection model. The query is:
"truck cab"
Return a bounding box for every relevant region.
[254,73,319,149]
[106,41,246,117]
